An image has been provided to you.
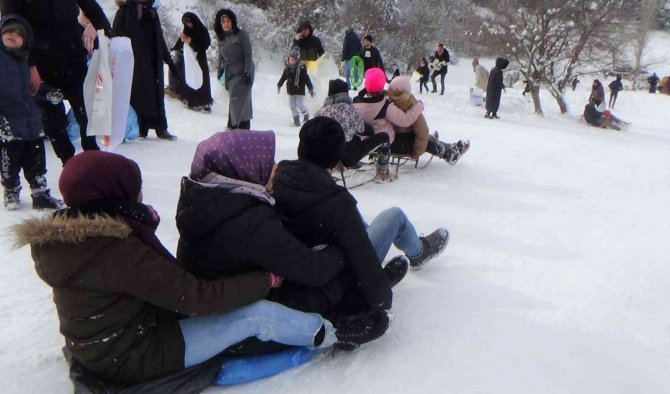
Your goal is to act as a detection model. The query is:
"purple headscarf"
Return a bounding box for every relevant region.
[190,130,276,185]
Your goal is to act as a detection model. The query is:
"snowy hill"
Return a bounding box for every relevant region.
[2,4,670,394]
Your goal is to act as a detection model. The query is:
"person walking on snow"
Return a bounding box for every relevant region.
[0,15,64,210]
[647,73,659,93]
[341,27,362,89]
[431,43,449,95]
[277,48,315,127]
[485,57,509,119]
[175,12,213,112]
[608,75,623,108]
[359,35,384,72]
[416,58,430,94]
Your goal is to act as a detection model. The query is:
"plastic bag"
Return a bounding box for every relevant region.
[215,347,315,386]
[83,31,113,142]
[66,109,80,141]
[184,44,203,90]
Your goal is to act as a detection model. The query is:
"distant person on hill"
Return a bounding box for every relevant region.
[175,12,213,113]
[359,35,384,72]
[583,102,628,131]
[292,20,325,62]
[341,27,362,89]
[589,79,606,109]
[608,75,623,108]
[647,73,659,93]
[485,57,509,119]
[416,58,430,94]
[472,57,489,92]
[572,76,580,91]
[431,44,450,95]
[277,48,315,127]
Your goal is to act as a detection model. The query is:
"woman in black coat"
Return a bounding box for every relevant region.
[113,0,176,140]
[485,57,509,119]
[175,12,213,112]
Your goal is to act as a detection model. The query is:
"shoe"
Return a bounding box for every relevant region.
[334,310,390,350]
[303,113,310,124]
[491,113,500,119]
[409,228,449,270]
[292,116,300,127]
[484,113,491,119]
[374,143,391,182]
[32,191,65,210]
[443,140,469,166]
[384,255,409,288]
[157,130,177,140]
[455,139,470,157]
[4,187,20,211]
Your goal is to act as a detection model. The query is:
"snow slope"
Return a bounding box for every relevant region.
[1,45,670,394]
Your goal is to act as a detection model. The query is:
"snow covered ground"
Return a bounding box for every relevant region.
[2,46,670,393]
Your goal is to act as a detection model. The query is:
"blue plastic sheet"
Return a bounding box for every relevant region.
[215,347,315,386]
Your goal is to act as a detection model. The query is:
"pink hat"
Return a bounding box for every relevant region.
[364,68,387,93]
[388,76,411,94]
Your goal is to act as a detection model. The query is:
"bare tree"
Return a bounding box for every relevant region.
[473,0,638,114]
[632,0,662,88]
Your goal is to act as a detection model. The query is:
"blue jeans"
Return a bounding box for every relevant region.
[365,207,423,263]
[179,300,335,368]
[344,61,351,87]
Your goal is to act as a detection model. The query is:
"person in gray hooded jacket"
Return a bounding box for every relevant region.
[215,8,254,129]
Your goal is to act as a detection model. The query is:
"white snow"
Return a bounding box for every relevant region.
[2,36,670,394]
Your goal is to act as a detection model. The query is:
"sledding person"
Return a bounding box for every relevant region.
[341,27,362,89]
[277,48,315,127]
[0,15,64,211]
[175,12,213,113]
[316,79,390,168]
[387,76,470,164]
[113,0,177,140]
[416,58,430,94]
[472,57,489,92]
[292,20,325,62]
[608,75,623,108]
[647,73,659,93]
[215,8,254,130]
[1,0,110,164]
[431,44,450,95]
[485,57,509,119]
[583,102,628,131]
[359,34,385,72]
[270,117,449,315]
[353,68,424,181]
[589,79,606,108]
[12,150,389,387]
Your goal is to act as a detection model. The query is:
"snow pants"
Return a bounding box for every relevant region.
[0,139,48,193]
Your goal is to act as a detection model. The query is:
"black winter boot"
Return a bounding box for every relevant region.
[375,143,391,182]
[303,113,310,124]
[32,189,64,210]
[4,186,21,211]
[292,116,300,127]
[409,228,449,269]
[334,310,390,350]
[384,255,409,288]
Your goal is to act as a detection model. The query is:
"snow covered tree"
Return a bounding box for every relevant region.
[473,0,638,114]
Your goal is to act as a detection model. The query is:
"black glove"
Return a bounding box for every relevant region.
[244,73,252,85]
[0,116,13,143]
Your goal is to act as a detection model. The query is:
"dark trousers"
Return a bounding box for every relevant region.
[419,78,429,94]
[609,92,618,108]
[431,68,447,94]
[0,139,48,192]
[227,114,250,130]
[341,133,390,167]
[37,61,99,164]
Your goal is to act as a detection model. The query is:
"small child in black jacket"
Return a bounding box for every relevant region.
[0,15,63,210]
[416,58,429,94]
[277,49,315,127]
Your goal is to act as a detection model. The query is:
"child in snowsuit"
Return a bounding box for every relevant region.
[277,49,315,127]
[386,76,469,164]
[416,58,430,94]
[0,15,63,211]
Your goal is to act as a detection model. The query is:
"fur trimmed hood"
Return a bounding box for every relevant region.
[12,214,132,248]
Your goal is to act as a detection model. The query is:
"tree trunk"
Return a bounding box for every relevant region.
[530,86,543,115]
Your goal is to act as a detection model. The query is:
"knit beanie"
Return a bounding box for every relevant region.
[364,68,386,93]
[298,117,345,169]
[328,79,349,97]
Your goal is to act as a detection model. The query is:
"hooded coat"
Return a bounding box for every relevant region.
[175,12,212,109]
[277,58,314,96]
[113,1,172,130]
[293,20,325,62]
[341,28,362,62]
[486,57,509,113]
[589,81,605,107]
[272,159,393,312]
[353,89,424,143]
[387,77,430,158]
[0,15,42,141]
[214,9,254,126]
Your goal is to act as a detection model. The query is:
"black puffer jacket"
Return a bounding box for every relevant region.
[293,21,325,61]
[277,63,314,96]
[1,0,110,66]
[341,28,362,62]
[176,177,345,286]
[272,160,392,311]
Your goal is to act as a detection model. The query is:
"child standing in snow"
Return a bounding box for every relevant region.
[416,58,429,94]
[277,49,315,127]
[0,15,63,211]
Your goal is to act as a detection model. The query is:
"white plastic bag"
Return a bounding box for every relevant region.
[83,31,113,141]
[184,44,203,90]
[108,37,134,151]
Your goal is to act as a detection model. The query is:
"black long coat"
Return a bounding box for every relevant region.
[272,160,393,313]
[486,57,509,113]
[341,29,362,62]
[174,12,212,108]
[113,2,172,129]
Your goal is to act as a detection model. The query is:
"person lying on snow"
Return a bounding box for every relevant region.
[12,150,387,389]
[271,116,450,318]
[583,101,629,131]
